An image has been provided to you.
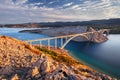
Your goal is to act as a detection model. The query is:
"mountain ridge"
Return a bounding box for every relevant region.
[0,18,120,28]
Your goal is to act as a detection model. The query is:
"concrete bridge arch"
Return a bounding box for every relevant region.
[61,34,89,49]
[101,29,110,36]
[26,29,110,50]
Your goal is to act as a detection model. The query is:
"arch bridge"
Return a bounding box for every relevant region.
[25,29,110,50]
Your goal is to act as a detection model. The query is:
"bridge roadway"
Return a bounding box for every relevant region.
[25,29,110,50]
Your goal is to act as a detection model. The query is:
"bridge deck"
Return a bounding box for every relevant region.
[25,30,106,42]
[25,29,110,49]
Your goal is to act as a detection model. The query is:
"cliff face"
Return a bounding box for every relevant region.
[88,27,108,43]
[0,36,116,80]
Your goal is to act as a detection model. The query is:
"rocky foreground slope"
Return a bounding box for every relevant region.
[0,36,116,80]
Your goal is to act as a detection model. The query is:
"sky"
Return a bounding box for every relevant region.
[0,0,120,24]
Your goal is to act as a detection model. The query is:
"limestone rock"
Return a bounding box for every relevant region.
[88,27,108,43]
[32,66,39,77]
[0,66,14,75]
[0,36,116,80]
[40,60,51,75]
[11,74,19,80]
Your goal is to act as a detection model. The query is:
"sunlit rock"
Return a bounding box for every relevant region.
[11,74,19,80]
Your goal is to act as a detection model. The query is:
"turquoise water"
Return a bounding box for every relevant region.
[0,28,120,78]
[65,41,120,78]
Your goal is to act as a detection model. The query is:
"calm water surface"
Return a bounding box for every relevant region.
[0,28,120,78]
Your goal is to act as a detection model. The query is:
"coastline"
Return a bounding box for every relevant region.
[65,41,119,79]
[19,28,118,77]
[69,52,115,78]
[0,27,118,79]
[60,47,116,78]
[33,44,116,79]
[0,35,117,79]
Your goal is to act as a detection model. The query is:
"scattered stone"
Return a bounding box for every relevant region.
[11,74,19,80]
[32,66,39,77]
[0,36,116,80]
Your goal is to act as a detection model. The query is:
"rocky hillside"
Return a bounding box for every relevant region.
[0,36,116,80]
[1,18,120,28]
[0,23,41,28]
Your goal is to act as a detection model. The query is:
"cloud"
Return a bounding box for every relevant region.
[0,0,120,24]
[70,4,80,9]
[48,1,56,4]
[63,2,73,7]
[14,0,28,5]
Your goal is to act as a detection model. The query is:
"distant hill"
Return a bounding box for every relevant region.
[0,23,41,28]
[0,18,120,28]
[38,18,120,27]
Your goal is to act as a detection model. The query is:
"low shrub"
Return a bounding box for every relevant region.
[36,47,80,65]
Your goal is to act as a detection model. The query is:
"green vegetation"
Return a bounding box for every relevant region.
[39,48,58,59]
[36,47,80,66]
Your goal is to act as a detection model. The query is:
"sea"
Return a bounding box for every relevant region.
[0,28,120,79]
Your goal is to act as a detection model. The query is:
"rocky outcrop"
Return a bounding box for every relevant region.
[88,27,108,43]
[0,36,116,80]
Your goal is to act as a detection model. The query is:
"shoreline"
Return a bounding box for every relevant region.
[32,44,116,79]
[62,48,116,78]
[0,35,117,79]
[20,27,118,78]
[69,52,115,78]
[18,27,120,34]
[0,27,118,79]
[64,42,118,79]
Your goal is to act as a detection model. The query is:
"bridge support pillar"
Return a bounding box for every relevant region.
[55,38,57,48]
[48,39,50,50]
[65,37,67,42]
[61,38,63,47]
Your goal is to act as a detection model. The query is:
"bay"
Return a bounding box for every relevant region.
[0,28,120,78]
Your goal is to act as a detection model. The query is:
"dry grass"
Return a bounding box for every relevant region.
[35,46,80,66]
[24,44,42,55]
